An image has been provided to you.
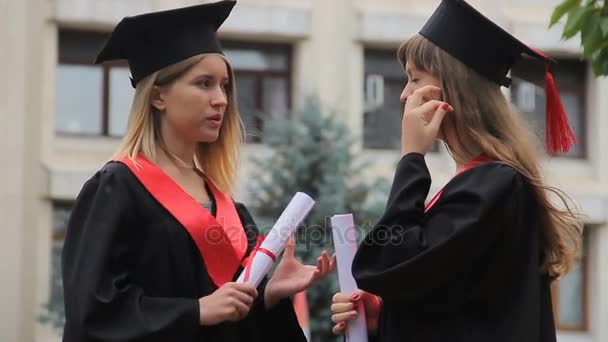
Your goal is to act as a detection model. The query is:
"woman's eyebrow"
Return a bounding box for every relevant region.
[191,73,229,82]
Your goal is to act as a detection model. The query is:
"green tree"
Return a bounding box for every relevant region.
[550,0,608,76]
[247,96,389,341]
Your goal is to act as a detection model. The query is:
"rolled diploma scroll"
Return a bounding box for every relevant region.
[236,192,315,287]
[331,214,368,342]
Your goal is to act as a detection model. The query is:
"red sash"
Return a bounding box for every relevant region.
[117,156,247,287]
[424,154,492,212]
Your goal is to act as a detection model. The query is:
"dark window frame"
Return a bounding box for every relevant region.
[51,200,74,241]
[362,73,405,150]
[56,30,293,141]
[363,48,440,152]
[46,200,74,329]
[56,61,129,138]
[223,42,293,143]
[57,29,129,138]
[552,229,589,332]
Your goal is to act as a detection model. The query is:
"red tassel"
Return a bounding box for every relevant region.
[545,69,577,154]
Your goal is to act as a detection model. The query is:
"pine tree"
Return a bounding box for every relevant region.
[247,96,389,342]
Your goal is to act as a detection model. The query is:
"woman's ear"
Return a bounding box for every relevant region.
[150,86,166,112]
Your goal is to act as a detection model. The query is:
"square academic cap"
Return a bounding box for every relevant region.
[419,0,576,154]
[95,0,236,88]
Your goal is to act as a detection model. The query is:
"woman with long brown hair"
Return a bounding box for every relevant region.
[330,0,582,341]
[61,1,334,341]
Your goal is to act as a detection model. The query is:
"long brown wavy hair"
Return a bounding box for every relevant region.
[399,34,583,281]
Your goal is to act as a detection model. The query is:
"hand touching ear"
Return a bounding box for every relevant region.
[401,85,453,156]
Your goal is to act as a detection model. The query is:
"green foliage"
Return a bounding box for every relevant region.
[247,96,390,341]
[550,0,608,76]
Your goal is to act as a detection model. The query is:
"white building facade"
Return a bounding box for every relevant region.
[1,0,606,341]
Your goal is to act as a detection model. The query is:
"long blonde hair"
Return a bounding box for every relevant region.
[399,35,582,280]
[111,53,243,194]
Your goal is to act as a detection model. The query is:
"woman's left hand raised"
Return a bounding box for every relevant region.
[264,236,336,309]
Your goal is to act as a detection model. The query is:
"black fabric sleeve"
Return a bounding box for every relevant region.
[352,153,523,304]
[61,165,199,341]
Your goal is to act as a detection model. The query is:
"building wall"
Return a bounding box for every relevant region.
[1,0,52,341]
[0,0,605,341]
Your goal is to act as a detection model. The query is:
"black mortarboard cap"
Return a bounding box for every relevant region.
[419,0,576,154]
[95,0,236,88]
[419,0,548,88]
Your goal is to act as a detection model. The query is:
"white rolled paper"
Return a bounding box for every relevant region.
[237,192,315,287]
[331,214,368,342]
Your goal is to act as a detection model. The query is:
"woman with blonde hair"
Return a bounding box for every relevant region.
[330,0,582,341]
[61,1,334,341]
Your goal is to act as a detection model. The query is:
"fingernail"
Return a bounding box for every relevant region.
[339,322,345,328]
[441,103,450,110]
[351,293,360,301]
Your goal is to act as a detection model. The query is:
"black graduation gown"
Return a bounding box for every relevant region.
[352,153,556,342]
[61,161,307,342]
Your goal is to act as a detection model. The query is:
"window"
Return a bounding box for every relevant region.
[363,49,406,150]
[553,228,589,331]
[363,49,439,152]
[56,32,290,140]
[223,43,292,143]
[41,202,73,330]
[56,29,134,137]
[511,58,587,158]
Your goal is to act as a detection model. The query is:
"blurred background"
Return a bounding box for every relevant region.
[1,0,607,341]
